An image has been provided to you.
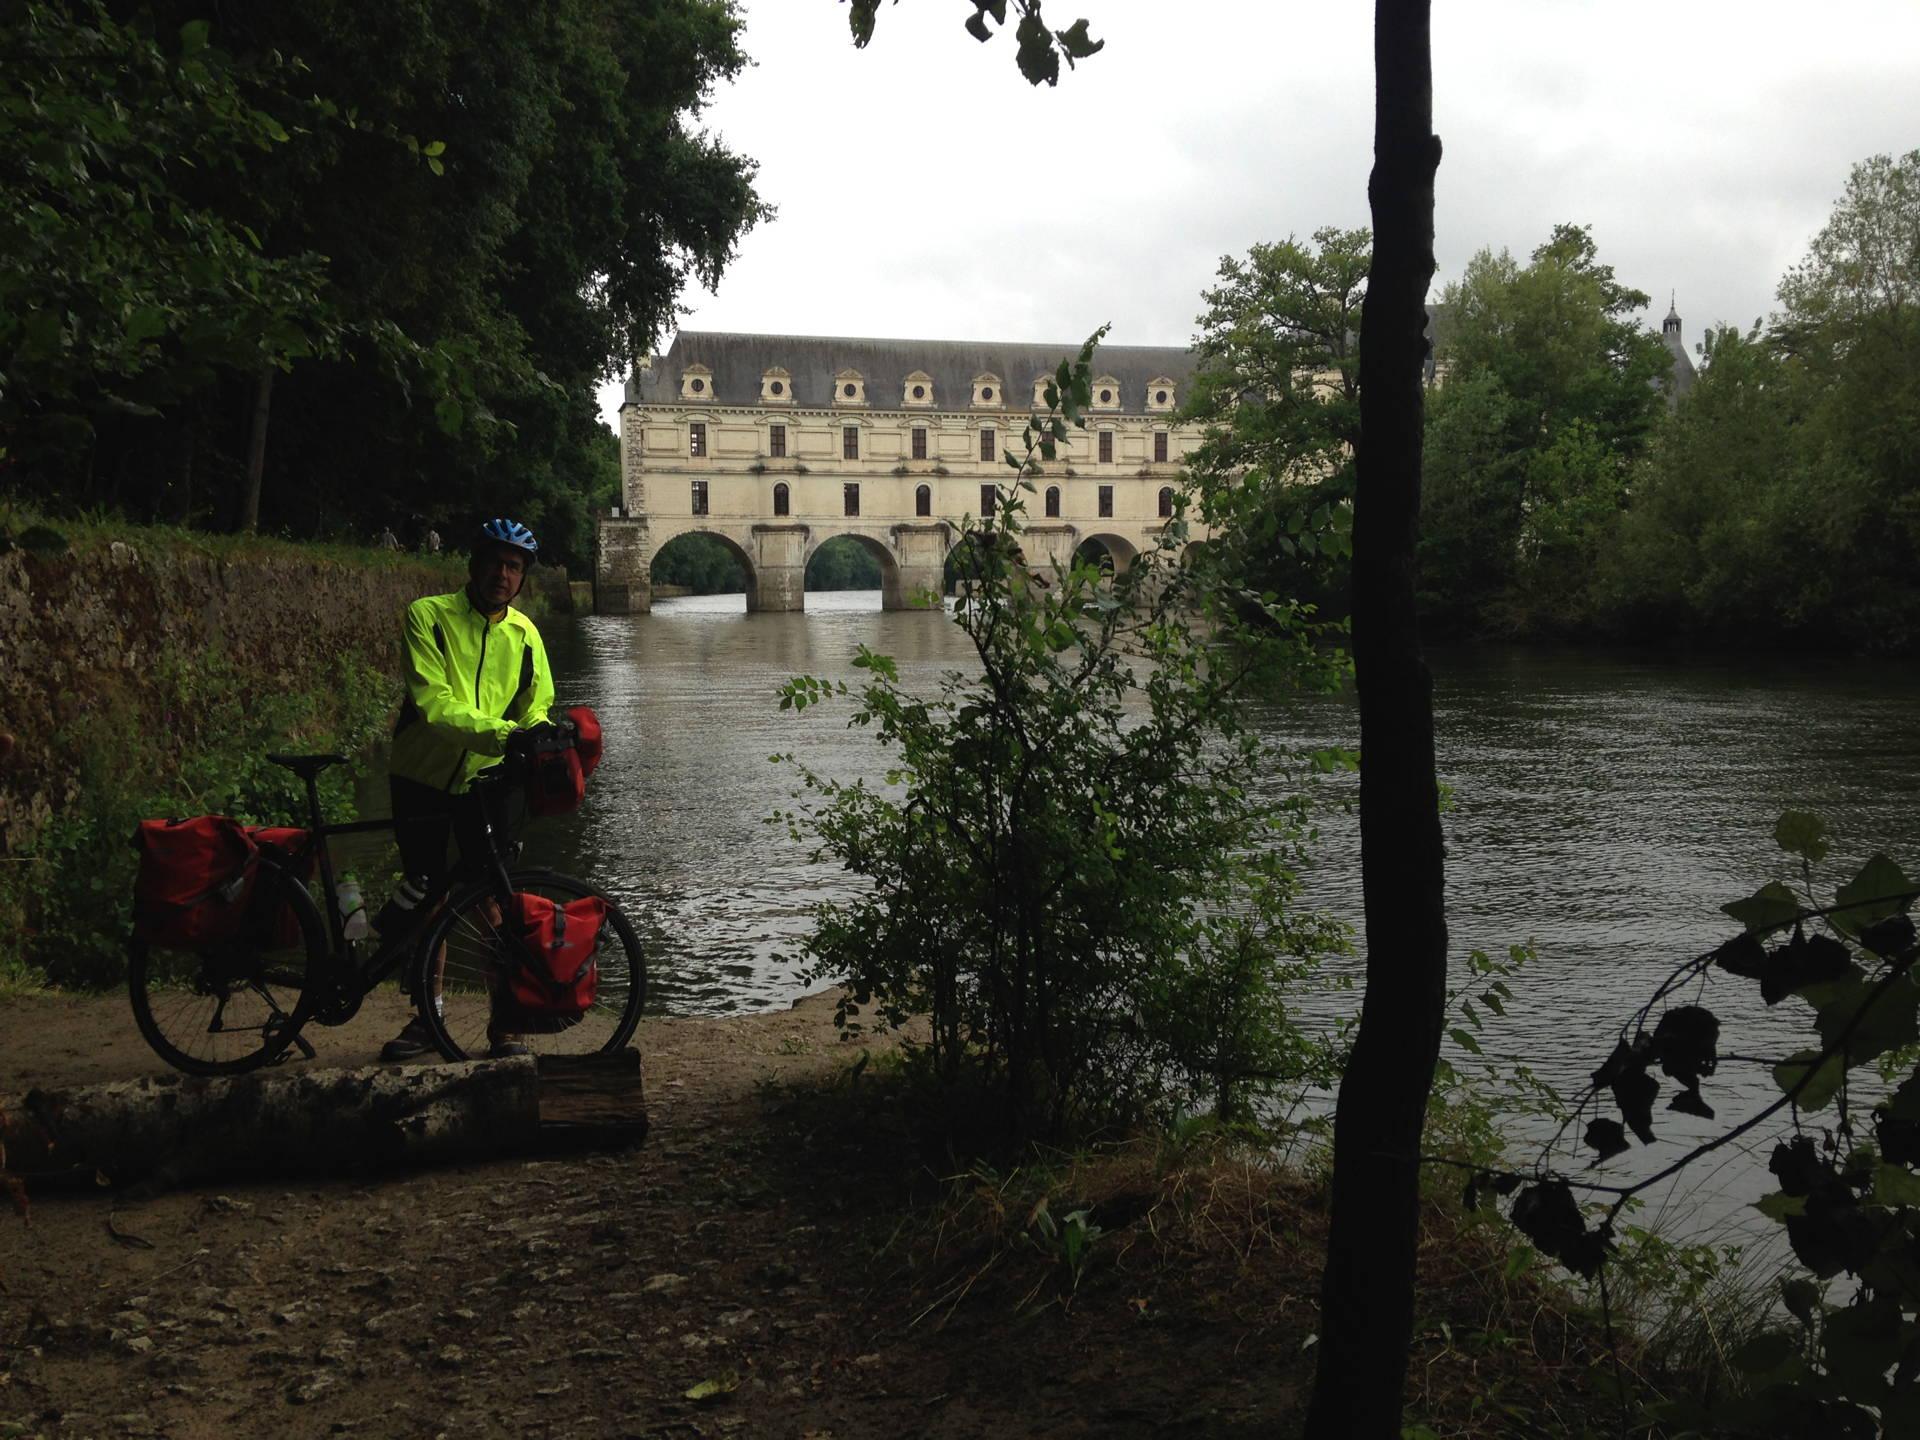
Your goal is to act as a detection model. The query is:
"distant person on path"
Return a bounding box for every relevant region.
[376,525,401,551]
[422,526,442,555]
[380,517,555,1062]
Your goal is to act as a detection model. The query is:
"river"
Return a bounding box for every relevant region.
[524,590,1920,1247]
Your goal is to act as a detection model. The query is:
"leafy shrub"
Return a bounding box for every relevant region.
[775,334,1349,1141]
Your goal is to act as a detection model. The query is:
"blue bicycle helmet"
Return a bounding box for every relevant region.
[477,517,539,563]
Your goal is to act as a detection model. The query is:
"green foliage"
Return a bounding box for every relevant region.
[649,532,746,595]
[804,536,883,591]
[1181,227,1368,611]
[3,646,394,987]
[0,2,344,433]
[1420,223,1669,633]
[6,1,765,572]
[1461,813,1920,1433]
[775,333,1350,1140]
[845,1,1103,88]
[1599,150,1920,651]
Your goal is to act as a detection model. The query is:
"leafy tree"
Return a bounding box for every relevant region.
[803,536,883,591]
[649,532,745,595]
[0,4,345,477]
[1597,152,1920,652]
[1181,227,1369,610]
[1422,223,1670,631]
[778,336,1348,1139]
[7,1,767,572]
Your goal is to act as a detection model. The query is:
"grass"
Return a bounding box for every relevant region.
[748,1055,1661,1438]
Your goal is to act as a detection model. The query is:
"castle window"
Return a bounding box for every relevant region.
[691,480,709,516]
[689,422,707,458]
[971,373,1003,408]
[834,369,866,406]
[843,426,859,460]
[1158,486,1174,518]
[1098,430,1114,464]
[773,482,790,517]
[979,428,995,462]
[912,427,928,460]
[980,484,997,518]
[1045,485,1061,518]
[1154,431,1169,464]
[1145,377,1176,412]
[1091,375,1121,410]
[843,482,860,517]
[680,363,714,401]
[1098,485,1114,519]
[916,484,931,517]
[760,367,792,405]
[769,423,786,459]
[903,370,935,407]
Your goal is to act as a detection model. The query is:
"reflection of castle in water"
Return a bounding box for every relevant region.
[598,332,1204,614]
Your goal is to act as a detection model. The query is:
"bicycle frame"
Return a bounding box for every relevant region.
[274,765,523,998]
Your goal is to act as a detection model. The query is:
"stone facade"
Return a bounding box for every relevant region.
[600,332,1205,613]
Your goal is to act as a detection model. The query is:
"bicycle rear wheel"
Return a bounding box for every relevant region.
[415,868,645,1061]
[127,877,323,1076]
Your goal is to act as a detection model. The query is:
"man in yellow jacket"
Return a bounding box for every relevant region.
[382,517,555,1060]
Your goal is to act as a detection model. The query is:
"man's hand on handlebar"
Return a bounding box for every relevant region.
[507,720,570,762]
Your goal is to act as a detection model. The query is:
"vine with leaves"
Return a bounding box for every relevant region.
[1449,811,1920,1434]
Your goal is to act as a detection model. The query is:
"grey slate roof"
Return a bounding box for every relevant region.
[626,331,1198,413]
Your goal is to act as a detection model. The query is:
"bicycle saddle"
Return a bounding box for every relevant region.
[267,753,348,778]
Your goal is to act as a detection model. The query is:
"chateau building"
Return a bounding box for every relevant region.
[597,332,1203,612]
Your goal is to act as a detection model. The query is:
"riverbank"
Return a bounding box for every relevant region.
[0,988,1642,1438]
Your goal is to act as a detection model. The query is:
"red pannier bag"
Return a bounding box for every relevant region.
[244,826,315,949]
[523,706,602,816]
[566,705,602,778]
[130,816,258,945]
[503,892,605,1019]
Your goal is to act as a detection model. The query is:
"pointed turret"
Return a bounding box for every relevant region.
[1659,291,1695,406]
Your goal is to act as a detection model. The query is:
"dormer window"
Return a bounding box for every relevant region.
[761,367,793,405]
[834,369,867,406]
[1031,375,1054,409]
[903,371,935,407]
[1145,377,1176,412]
[1091,376,1121,410]
[680,364,714,402]
[971,373,1003,408]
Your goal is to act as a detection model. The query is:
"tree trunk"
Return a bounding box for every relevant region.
[2,1052,646,1191]
[240,364,274,533]
[1305,2,1446,1437]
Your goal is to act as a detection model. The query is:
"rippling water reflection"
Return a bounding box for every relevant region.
[533,593,1920,1243]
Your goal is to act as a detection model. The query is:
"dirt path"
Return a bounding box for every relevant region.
[1,993,1618,1439]
[1,991,987,1440]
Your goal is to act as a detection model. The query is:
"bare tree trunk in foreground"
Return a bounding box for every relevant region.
[1305,1,1447,1435]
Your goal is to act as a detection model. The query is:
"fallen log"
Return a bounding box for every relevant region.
[0,1050,646,1192]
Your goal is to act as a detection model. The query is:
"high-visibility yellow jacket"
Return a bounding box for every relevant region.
[390,590,555,793]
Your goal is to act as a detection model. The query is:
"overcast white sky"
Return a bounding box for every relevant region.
[597,0,1920,427]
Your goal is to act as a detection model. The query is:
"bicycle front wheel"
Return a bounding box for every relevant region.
[415,868,645,1061]
[127,878,323,1076]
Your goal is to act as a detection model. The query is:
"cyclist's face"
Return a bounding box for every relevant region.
[471,545,528,608]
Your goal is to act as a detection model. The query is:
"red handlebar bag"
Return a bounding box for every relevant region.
[244,826,315,949]
[504,892,605,1018]
[131,816,258,945]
